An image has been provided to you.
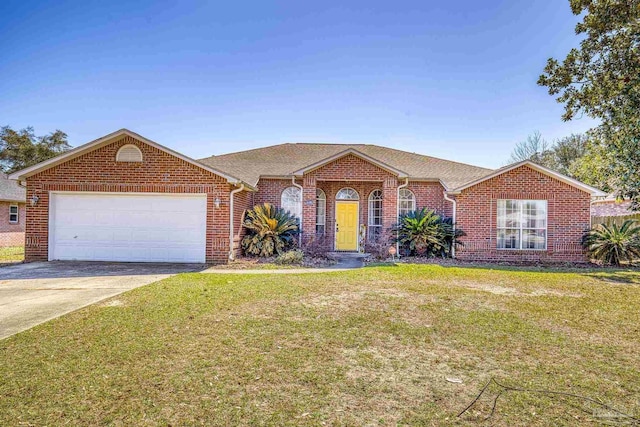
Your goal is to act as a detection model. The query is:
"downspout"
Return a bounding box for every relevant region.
[292,176,304,246]
[443,192,457,258]
[396,178,409,256]
[229,183,245,261]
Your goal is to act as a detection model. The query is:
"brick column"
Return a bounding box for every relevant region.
[382,176,398,236]
[302,175,317,245]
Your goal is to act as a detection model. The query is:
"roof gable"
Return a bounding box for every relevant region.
[8,129,253,190]
[449,160,606,196]
[292,148,408,178]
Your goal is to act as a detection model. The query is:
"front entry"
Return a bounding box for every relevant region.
[335,201,359,251]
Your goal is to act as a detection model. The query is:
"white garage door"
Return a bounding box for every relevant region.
[49,193,207,263]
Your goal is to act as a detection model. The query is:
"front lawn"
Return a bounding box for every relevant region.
[1,265,639,425]
[0,245,24,263]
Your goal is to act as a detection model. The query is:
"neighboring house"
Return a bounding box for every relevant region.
[9,129,605,264]
[591,195,635,218]
[0,173,27,248]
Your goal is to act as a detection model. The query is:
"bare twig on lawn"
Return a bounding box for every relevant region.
[457,377,640,424]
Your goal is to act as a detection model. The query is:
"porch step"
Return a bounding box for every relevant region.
[326,252,369,260]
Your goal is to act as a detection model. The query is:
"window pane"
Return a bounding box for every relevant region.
[368,225,382,241]
[522,229,546,249]
[336,188,359,200]
[368,190,383,227]
[497,229,520,249]
[316,224,325,234]
[10,206,18,214]
[281,187,302,219]
[398,189,415,217]
[523,201,547,229]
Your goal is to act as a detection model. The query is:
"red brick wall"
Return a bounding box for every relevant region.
[252,176,450,251]
[407,181,449,217]
[0,202,25,247]
[455,165,590,263]
[253,179,301,207]
[25,136,233,263]
[311,154,393,181]
[231,189,253,258]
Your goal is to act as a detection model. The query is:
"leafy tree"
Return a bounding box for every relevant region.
[550,133,588,175]
[507,132,589,177]
[0,126,71,174]
[538,0,640,209]
[568,134,615,192]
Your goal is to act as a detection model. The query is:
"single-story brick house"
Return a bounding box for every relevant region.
[9,129,605,264]
[0,173,26,248]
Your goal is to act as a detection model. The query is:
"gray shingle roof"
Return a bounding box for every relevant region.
[0,173,26,202]
[199,143,493,190]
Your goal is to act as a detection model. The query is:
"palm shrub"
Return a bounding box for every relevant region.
[241,203,299,257]
[582,220,640,266]
[393,208,463,257]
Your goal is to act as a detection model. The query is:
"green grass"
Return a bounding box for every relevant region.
[1,264,639,426]
[0,245,24,263]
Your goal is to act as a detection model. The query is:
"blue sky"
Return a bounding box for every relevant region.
[0,0,594,168]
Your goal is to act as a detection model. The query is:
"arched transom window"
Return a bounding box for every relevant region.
[398,188,416,217]
[316,189,326,234]
[281,186,302,219]
[336,187,359,200]
[368,189,383,240]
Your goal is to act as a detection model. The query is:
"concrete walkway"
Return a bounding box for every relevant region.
[201,267,352,274]
[202,255,365,274]
[0,262,203,340]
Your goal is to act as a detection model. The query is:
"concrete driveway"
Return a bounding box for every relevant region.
[0,261,204,340]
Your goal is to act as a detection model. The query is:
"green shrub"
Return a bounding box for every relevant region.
[582,220,640,266]
[275,249,305,265]
[393,208,462,257]
[241,203,299,257]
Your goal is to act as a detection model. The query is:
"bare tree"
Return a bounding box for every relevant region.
[508,131,551,165]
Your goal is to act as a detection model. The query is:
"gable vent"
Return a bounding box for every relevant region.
[116,144,143,162]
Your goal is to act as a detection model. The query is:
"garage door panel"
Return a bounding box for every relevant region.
[50,193,207,263]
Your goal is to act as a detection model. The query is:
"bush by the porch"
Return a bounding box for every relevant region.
[393,208,462,258]
[582,219,640,266]
[241,203,299,257]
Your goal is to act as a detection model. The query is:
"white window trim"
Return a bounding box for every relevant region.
[496,199,548,251]
[281,186,302,220]
[9,204,19,224]
[398,188,416,217]
[368,189,383,238]
[316,188,326,234]
[336,187,359,200]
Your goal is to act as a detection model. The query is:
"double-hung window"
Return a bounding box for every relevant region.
[316,189,326,234]
[9,205,18,224]
[281,187,302,220]
[497,200,547,250]
[368,189,383,240]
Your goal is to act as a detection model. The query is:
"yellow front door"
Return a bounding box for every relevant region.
[335,201,359,251]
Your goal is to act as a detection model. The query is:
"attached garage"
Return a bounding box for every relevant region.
[49,193,207,263]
